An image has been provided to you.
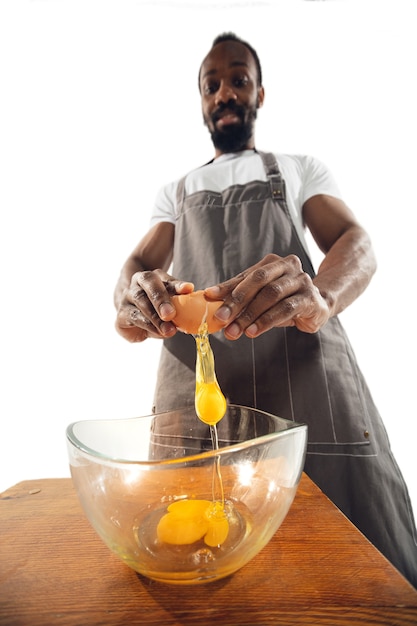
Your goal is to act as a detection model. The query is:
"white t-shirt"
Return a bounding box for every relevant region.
[150,150,342,250]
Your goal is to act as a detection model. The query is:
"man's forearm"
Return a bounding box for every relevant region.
[313,226,377,318]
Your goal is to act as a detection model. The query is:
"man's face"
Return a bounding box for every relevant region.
[199,41,264,155]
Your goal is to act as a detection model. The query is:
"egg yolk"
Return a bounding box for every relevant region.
[195,381,227,426]
[157,499,229,547]
[194,320,227,426]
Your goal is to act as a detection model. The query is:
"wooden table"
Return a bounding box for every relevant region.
[1,474,416,626]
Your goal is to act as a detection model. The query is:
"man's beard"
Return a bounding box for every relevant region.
[205,102,257,153]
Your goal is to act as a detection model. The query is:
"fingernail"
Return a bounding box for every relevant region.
[246,323,258,337]
[160,302,176,319]
[205,285,221,297]
[160,321,176,335]
[176,281,194,293]
[215,306,232,322]
[225,322,241,338]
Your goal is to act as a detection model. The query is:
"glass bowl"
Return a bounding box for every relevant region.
[66,404,307,585]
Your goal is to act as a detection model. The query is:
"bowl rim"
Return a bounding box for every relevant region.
[66,403,307,466]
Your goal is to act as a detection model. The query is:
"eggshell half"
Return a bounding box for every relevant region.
[171,290,225,334]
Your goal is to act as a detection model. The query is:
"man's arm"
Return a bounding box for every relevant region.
[114,222,193,343]
[114,222,175,309]
[304,194,377,317]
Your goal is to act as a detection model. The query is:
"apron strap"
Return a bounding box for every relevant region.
[257,150,316,277]
[256,150,286,201]
[176,176,187,213]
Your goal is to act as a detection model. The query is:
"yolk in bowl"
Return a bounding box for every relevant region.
[157,499,229,547]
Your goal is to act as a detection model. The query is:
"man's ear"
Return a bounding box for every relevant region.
[257,86,265,108]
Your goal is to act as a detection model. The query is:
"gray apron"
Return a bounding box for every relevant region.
[152,151,417,586]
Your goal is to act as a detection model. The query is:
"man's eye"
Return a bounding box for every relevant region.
[204,82,218,95]
[234,76,249,88]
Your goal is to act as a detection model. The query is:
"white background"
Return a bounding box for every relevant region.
[1,0,416,517]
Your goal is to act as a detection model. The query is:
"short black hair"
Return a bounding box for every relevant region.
[198,32,263,90]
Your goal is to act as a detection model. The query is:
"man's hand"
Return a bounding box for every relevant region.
[115,269,194,343]
[204,253,330,340]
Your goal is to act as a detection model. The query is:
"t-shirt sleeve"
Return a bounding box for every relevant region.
[149,180,178,227]
[300,155,342,206]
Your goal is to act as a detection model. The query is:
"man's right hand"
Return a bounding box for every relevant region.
[115,269,194,343]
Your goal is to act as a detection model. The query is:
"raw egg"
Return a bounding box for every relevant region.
[157,499,229,547]
[171,290,224,334]
[155,299,230,549]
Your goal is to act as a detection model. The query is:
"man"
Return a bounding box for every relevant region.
[114,33,417,586]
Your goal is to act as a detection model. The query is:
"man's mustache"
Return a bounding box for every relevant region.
[211,101,245,124]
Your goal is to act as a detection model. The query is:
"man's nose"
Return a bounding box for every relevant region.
[214,82,238,106]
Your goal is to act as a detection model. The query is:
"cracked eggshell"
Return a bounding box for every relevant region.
[171,290,225,334]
